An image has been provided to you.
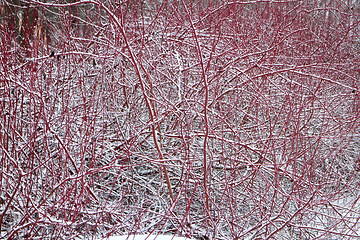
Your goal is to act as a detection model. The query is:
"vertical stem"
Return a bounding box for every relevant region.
[181,0,210,212]
[95,1,174,202]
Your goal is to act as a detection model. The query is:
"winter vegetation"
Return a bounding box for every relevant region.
[0,0,359,239]
[96,234,195,240]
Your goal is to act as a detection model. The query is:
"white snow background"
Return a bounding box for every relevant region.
[100,235,194,240]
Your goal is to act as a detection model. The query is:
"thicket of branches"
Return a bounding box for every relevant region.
[1,0,359,239]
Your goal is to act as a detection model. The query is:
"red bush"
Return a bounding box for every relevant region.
[1,0,359,239]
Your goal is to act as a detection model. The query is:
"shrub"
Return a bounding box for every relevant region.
[1,0,359,239]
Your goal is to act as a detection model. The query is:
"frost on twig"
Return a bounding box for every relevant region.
[0,0,359,239]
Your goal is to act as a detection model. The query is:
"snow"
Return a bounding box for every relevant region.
[102,235,194,240]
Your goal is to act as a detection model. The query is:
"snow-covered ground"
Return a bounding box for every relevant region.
[101,235,194,240]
